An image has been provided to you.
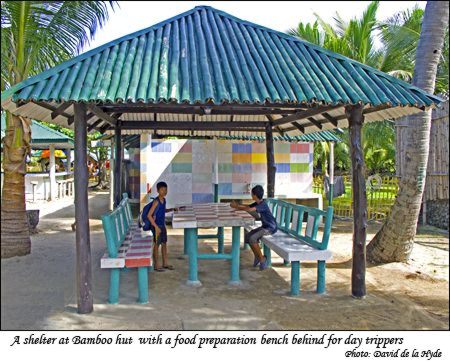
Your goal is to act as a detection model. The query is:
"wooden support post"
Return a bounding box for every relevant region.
[346,104,367,299]
[265,124,276,198]
[329,141,335,206]
[114,124,122,208]
[109,141,114,211]
[74,103,93,314]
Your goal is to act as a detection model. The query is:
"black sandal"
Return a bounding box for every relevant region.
[154,267,165,272]
[163,265,174,270]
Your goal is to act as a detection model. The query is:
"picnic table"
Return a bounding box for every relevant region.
[172,203,254,287]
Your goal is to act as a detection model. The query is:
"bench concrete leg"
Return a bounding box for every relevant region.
[229,226,241,285]
[317,260,326,294]
[290,261,300,296]
[108,268,120,304]
[186,228,201,286]
[263,244,272,267]
[137,267,149,303]
[218,227,224,254]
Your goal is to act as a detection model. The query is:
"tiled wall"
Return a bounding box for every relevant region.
[139,136,313,208]
[127,148,140,200]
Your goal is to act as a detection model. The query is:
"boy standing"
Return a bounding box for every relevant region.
[147,181,177,272]
[230,185,277,270]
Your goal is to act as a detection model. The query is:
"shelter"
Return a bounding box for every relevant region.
[1,6,442,313]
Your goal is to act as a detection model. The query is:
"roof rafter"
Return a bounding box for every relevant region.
[87,104,117,126]
[32,101,74,124]
[50,101,72,120]
[307,117,323,130]
[272,105,342,126]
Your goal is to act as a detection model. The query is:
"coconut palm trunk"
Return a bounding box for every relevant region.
[367,1,449,263]
[1,112,32,257]
[1,1,115,258]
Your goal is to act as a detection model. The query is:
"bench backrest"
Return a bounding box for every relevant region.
[101,195,133,258]
[270,198,334,250]
[122,193,133,225]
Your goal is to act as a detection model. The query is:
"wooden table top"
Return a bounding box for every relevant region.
[172,203,255,228]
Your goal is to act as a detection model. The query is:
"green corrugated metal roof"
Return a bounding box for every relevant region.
[220,130,341,142]
[1,5,441,108]
[1,113,73,145]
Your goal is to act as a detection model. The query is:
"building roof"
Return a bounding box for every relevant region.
[1,113,74,149]
[1,5,443,138]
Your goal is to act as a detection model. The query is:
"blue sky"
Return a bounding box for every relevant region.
[83,1,426,53]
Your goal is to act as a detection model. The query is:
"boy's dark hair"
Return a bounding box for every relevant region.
[156,181,168,191]
[251,185,264,199]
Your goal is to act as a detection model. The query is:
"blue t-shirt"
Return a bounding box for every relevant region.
[250,200,277,233]
[152,197,166,226]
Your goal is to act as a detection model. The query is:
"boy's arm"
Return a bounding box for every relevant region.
[230,200,257,212]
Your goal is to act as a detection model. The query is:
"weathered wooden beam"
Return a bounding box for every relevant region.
[87,104,117,126]
[265,124,276,198]
[120,121,267,130]
[307,117,323,130]
[322,112,339,127]
[291,121,305,134]
[51,101,72,120]
[99,124,111,133]
[87,119,103,132]
[114,123,122,208]
[33,101,73,123]
[73,103,93,314]
[346,104,367,299]
[100,104,308,114]
[272,105,342,126]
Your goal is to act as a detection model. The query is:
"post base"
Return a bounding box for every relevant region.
[186,280,202,287]
[228,280,242,287]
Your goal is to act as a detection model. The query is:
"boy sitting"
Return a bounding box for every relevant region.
[147,181,177,272]
[230,185,277,270]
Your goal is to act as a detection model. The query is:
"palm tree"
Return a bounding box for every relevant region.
[1,1,116,258]
[288,1,381,66]
[367,1,449,263]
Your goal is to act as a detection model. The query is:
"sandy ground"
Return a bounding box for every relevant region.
[1,191,448,330]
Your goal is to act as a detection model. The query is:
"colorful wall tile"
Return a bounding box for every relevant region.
[139,137,314,209]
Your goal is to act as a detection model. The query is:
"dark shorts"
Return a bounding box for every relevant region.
[245,226,272,244]
[150,225,168,245]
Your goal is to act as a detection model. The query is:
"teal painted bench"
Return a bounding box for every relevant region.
[101,194,153,304]
[244,199,333,296]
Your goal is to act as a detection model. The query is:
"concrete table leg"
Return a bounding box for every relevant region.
[186,228,201,287]
[229,226,241,285]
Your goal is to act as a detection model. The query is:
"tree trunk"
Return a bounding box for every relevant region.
[367,1,449,263]
[1,112,32,258]
[265,124,276,198]
[97,159,109,189]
